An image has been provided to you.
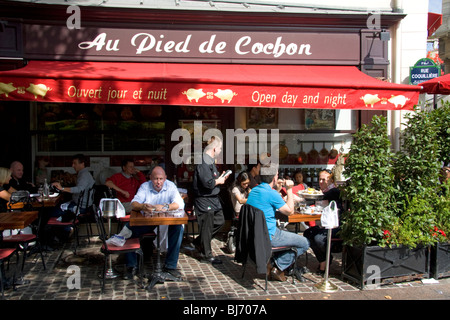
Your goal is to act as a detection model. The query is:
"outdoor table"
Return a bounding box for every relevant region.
[34,194,63,208]
[130,209,188,291]
[0,211,39,231]
[289,212,322,233]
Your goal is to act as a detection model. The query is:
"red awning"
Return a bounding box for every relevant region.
[0,61,420,110]
[428,12,443,37]
[420,72,450,94]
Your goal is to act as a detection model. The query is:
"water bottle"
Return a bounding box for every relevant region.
[38,184,44,202]
[43,179,50,199]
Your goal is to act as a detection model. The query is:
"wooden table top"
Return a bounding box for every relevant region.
[129,210,188,227]
[289,212,322,223]
[0,211,39,231]
[38,194,63,208]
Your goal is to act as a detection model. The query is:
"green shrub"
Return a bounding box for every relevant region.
[341,103,449,248]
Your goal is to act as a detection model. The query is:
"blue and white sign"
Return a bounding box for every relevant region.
[409,58,441,85]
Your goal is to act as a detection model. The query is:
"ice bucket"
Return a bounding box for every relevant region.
[102,199,117,218]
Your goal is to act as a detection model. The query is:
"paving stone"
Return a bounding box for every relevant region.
[2,235,449,300]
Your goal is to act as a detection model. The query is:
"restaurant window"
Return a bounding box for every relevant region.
[234,107,356,186]
[33,103,166,154]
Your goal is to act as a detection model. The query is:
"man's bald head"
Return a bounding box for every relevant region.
[10,161,24,180]
[150,166,167,192]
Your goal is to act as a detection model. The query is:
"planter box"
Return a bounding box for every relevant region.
[430,242,450,279]
[341,244,430,289]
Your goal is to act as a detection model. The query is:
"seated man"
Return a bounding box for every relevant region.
[105,159,146,213]
[7,161,35,193]
[246,163,310,282]
[51,154,95,236]
[122,166,185,280]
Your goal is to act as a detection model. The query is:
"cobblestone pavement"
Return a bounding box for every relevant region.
[2,232,449,301]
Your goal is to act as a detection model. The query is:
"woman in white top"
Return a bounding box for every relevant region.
[229,171,251,218]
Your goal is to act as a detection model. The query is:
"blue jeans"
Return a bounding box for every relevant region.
[51,201,86,233]
[125,223,184,270]
[270,228,310,271]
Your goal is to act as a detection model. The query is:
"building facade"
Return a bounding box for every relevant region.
[0,1,428,203]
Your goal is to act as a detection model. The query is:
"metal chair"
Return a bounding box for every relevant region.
[1,210,46,273]
[94,205,144,293]
[46,189,85,254]
[184,207,197,239]
[235,204,301,291]
[0,247,17,299]
[76,186,96,242]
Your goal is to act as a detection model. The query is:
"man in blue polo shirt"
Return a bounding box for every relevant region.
[246,163,309,282]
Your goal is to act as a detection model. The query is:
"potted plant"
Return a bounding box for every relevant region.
[340,105,449,288]
[340,115,430,289]
[340,115,399,248]
[428,102,450,279]
[429,180,450,279]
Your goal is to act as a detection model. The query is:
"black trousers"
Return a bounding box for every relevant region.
[195,208,225,258]
[303,226,341,263]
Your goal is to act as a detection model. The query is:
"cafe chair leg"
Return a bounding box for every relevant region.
[0,248,17,299]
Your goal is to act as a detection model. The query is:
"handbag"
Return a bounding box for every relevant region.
[9,190,30,204]
[9,190,33,211]
[320,200,339,229]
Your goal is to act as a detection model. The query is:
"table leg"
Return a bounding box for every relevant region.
[146,225,165,291]
[314,228,338,293]
[12,249,30,286]
[104,217,119,279]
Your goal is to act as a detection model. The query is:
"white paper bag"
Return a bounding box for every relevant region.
[320,200,339,229]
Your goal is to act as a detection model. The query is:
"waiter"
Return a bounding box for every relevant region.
[192,136,230,264]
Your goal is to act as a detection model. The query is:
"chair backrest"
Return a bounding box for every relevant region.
[74,189,85,216]
[235,204,272,274]
[93,205,110,249]
[87,185,95,207]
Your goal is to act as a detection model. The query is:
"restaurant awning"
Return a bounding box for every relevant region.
[0,60,420,110]
[420,72,450,95]
[428,12,443,37]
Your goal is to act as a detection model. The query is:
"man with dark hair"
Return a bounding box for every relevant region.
[51,154,95,232]
[105,159,146,212]
[192,136,230,264]
[247,162,261,188]
[246,163,309,282]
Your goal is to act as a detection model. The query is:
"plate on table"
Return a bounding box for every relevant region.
[298,190,324,200]
[302,208,320,215]
[49,193,59,198]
